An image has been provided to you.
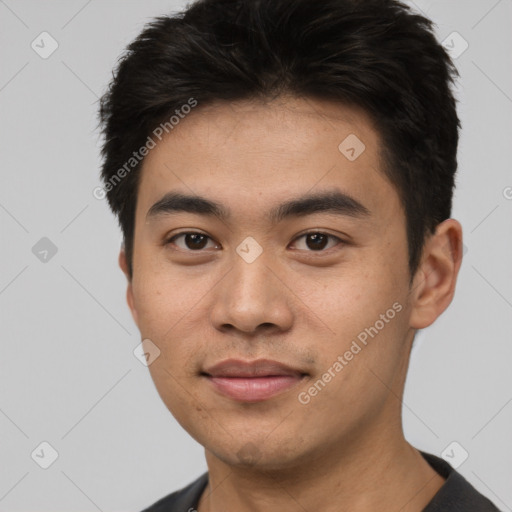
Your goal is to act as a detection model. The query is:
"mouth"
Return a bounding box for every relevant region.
[201,358,308,402]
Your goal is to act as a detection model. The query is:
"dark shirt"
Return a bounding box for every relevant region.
[141,451,501,511]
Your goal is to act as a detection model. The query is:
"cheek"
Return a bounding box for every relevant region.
[131,271,204,419]
[131,277,167,337]
[311,264,403,341]
[304,261,410,398]
[131,265,198,336]
[130,267,213,375]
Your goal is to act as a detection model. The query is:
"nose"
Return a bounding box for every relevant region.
[210,252,294,336]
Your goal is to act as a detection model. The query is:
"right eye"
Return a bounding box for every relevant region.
[165,231,220,252]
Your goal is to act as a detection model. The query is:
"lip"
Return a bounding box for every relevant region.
[202,358,307,402]
[204,358,305,378]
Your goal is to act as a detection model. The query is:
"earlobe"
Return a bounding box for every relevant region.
[118,247,139,327]
[409,219,463,329]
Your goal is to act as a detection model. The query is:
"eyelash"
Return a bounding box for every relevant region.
[164,231,344,254]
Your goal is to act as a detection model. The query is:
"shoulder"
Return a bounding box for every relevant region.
[421,451,501,512]
[140,472,209,512]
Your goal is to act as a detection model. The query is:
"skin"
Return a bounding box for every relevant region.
[119,96,463,512]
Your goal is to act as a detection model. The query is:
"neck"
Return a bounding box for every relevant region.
[197,419,445,512]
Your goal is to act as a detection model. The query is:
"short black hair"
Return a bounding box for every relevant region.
[98,0,461,280]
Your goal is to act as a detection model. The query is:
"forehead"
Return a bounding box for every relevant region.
[136,96,399,222]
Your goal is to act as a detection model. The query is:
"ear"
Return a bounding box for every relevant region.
[119,246,139,328]
[409,219,463,329]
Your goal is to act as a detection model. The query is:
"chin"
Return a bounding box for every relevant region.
[203,434,313,472]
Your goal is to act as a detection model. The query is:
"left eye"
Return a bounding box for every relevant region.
[291,232,342,252]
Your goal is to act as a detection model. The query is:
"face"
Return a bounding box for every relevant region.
[125,96,422,471]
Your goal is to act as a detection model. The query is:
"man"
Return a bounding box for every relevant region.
[98,0,500,510]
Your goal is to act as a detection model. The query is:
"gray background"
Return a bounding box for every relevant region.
[1,0,511,510]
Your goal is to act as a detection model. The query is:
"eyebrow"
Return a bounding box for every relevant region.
[146,189,371,223]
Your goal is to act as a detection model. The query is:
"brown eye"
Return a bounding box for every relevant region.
[167,232,218,251]
[292,232,342,252]
[305,233,328,250]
